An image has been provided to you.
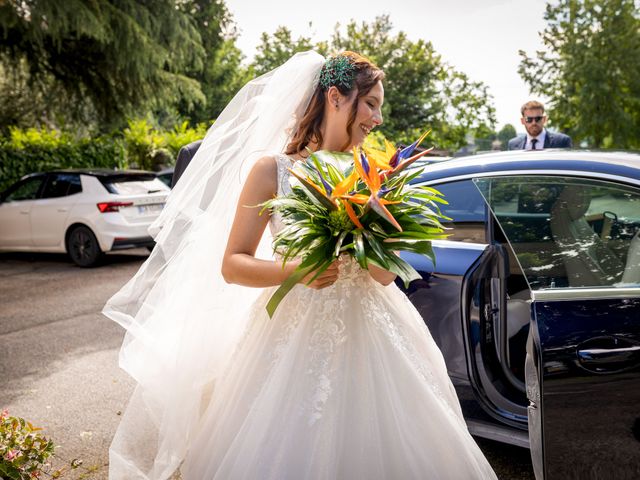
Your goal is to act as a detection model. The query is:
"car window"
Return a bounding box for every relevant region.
[3,177,44,201]
[157,173,173,187]
[100,175,169,195]
[433,180,487,243]
[475,176,640,290]
[41,173,82,198]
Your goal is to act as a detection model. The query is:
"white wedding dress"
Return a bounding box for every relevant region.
[179,154,498,479]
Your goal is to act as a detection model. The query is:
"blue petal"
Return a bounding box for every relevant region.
[399,140,419,160]
[360,151,370,175]
[319,175,333,195]
[378,185,397,197]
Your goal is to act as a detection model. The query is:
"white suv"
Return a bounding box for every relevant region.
[0,169,170,266]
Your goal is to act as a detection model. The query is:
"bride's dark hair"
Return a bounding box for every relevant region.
[285,51,384,156]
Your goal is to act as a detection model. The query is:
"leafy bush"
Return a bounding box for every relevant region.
[122,119,165,171]
[0,120,207,191]
[162,120,208,156]
[0,409,55,480]
[0,128,126,192]
[123,118,207,171]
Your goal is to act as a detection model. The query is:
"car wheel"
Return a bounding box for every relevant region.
[67,226,103,267]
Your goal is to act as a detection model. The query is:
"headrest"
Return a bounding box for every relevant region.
[553,185,590,221]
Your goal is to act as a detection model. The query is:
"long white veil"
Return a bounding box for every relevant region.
[103,51,326,480]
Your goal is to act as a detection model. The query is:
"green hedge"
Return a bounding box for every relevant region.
[0,137,126,192]
[0,120,208,192]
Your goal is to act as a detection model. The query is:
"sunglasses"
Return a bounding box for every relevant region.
[524,116,545,124]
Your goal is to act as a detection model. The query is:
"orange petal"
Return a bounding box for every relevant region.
[384,138,396,157]
[352,147,370,187]
[363,147,392,170]
[366,152,381,191]
[339,194,369,204]
[332,168,359,198]
[415,129,432,149]
[343,200,363,229]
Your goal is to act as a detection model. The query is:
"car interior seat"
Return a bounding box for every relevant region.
[550,185,624,287]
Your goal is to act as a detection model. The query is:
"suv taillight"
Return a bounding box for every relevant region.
[97,201,133,213]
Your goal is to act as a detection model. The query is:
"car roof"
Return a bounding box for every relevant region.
[414,149,640,184]
[48,168,155,177]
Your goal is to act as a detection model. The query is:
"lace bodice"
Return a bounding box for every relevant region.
[269,153,295,236]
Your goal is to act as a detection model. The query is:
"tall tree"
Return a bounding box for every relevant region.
[253,16,495,150]
[0,0,206,130]
[497,124,517,150]
[176,0,250,123]
[330,17,447,145]
[519,0,640,148]
[252,26,320,76]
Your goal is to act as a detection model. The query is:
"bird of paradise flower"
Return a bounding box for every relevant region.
[261,130,449,317]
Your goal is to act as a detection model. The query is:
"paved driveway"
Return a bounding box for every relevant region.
[0,251,534,479]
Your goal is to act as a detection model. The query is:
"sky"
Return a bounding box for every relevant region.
[225,0,550,133]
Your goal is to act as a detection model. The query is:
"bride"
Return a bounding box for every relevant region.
[104,51,497,479]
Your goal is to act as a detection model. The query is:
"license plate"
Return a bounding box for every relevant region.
[137,203,165,214]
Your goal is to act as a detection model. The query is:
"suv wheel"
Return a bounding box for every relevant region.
[67,226,103,267]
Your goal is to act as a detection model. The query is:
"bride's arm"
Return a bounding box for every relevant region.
[368,263,397,286]
[221,156,337,288]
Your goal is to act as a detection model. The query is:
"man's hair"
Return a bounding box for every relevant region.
[520,100,545,116]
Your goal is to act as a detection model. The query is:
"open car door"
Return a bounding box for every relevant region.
[474,175,640,480]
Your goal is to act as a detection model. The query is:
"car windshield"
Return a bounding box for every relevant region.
[100,175,169,195]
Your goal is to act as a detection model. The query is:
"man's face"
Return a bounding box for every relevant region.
[521,108,547,137]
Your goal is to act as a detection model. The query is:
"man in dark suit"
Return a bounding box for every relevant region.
[171,140,203,187]
[507,101,572,150]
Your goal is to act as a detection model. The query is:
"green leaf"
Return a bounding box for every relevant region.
[266,261,317,318]
[334,230,349,257]
[312,149,353,169]
[325,162,344,185]
[368,221,388,236]
[384,253,423,288]
[352,229,367,269]
[362,230,390,269]
[383,239,436,262]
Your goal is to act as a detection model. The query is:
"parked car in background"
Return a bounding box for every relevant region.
[0,169,170,266]
[401,150,640,480]
[156,167,174,188]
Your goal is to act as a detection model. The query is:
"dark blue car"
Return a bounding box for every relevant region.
[400,150,640,480]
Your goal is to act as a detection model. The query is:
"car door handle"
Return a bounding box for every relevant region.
[20,210,29,214]
[57,208,68,212]
[577,345,640,368]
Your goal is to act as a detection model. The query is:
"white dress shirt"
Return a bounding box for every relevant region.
[525,129,547,150]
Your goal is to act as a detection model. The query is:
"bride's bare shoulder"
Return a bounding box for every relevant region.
[243,154,280,196]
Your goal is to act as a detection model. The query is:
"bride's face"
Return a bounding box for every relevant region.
[348,81,384,148]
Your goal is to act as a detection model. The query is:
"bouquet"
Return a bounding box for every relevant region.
[262,131,449,317]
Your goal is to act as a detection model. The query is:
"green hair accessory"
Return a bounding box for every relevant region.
[319,55,356,91]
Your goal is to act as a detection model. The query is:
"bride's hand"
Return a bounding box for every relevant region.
[300,261,339,289]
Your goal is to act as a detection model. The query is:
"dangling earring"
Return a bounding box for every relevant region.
[335,102,339,110]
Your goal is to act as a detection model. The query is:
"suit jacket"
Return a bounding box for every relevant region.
[171,140,203,188]
[507,131,572,150]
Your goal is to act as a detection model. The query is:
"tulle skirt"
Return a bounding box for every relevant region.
[180,257,497,479]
